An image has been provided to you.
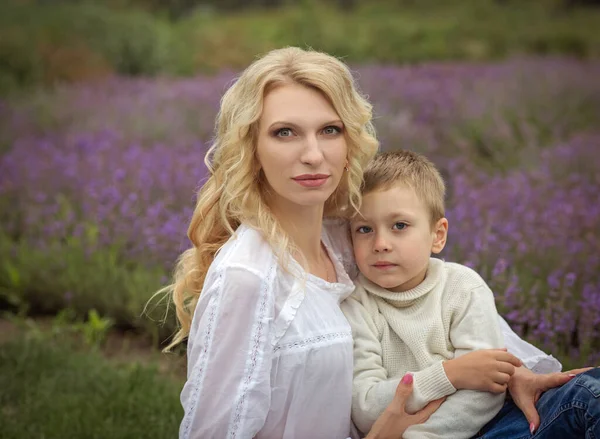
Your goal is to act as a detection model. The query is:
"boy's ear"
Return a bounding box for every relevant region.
[431,218,448,254]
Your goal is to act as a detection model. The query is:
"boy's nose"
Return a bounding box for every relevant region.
[373,235,391,253]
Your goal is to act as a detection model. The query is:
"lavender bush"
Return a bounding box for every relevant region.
[1,57,598,364]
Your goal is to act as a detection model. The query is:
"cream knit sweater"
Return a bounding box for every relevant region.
[341,258,505,439]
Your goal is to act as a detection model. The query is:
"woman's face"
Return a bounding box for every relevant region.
[256,82,348,210]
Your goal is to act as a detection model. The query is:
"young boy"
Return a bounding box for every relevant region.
[341,150,509,438]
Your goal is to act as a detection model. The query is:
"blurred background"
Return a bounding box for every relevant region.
[0,0,599,437]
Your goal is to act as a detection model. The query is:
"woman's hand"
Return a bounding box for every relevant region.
[508,366,594,434]
[366,374,444,439]
[443,348,522,393]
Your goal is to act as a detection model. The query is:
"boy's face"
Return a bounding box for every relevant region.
[351,184,448,292]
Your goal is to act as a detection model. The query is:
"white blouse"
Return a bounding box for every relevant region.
[179,219,561,439]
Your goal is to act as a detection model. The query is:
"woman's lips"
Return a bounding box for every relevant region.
[292,174,330,187]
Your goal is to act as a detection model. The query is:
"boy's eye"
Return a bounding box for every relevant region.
[322,126,342,135]
[275,128,294,137]
[393,222,407,230]
[356,225,372,234]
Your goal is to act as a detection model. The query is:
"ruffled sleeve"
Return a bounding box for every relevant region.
[179,265,275,439]
[270,279,304,348]
[323,217,358,280]
[498,315,563,373]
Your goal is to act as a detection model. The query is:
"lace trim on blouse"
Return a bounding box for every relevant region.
[180,274,224,439]
[180,230,247,439]
[228,262,276,437]
[273,329,353,356]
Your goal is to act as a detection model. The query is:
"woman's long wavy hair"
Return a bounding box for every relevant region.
[162,47,379,350]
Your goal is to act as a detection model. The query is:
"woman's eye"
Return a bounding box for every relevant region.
[275,128,294,137]
[356,226,372,234]
[393,222,407,230]
[322,126,341,135]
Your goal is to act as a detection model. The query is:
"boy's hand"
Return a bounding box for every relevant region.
[443,348,522,393]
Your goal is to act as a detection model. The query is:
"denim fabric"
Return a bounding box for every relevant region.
[474,368,600,439]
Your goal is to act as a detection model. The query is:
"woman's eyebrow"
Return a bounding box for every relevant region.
[322,119,344,126]
[268,119,343,130]
[268,121,301,130]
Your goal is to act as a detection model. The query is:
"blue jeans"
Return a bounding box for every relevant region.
[474,368,600,439]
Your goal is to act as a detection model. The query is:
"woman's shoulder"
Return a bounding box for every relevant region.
[198,224,280,314]
[211,223,276,278]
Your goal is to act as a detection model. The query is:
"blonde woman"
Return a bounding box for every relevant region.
[165,47,571,439]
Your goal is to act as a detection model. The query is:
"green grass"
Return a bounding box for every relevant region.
[0,230,176,345]
[0,333,183,439]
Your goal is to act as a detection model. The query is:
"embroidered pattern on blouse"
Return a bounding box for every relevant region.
[180,228,247,439]
[228,262,275,438]
[273,329,352,355]
[180,275,223,439]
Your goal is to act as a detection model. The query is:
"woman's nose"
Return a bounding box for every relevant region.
[300,135,324,166]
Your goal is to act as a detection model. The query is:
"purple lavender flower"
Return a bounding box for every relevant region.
[1,57,599,364]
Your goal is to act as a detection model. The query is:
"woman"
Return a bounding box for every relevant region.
[164,47,595,438]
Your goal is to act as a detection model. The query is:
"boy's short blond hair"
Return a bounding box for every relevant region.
[361,150,446,225]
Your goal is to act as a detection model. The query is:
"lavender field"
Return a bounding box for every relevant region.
[1,57,599,366]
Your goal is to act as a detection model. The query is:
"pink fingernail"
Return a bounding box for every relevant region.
[568,374,577,378]
[402,373,413,385]
[530,422,536,434]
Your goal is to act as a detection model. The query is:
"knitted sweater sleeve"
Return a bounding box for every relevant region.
[341,288,390,434]
[341,286,456,435]
[404,282,506,439]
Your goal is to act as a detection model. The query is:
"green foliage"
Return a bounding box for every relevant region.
[81,309,114,348]
[0,2,176,94]
[66,4,174,76]
[1,0,600,94]
[0,231,175,346]
[48,308,115,349]
[0,32,44,92]
[170,0,600,69]
[0,334,182,439]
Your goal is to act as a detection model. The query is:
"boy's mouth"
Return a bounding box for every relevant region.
[372,261,397,269]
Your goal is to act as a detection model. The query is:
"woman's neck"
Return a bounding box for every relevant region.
[269,198,324,263]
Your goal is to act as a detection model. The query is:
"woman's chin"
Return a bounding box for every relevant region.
[289,190,337,208]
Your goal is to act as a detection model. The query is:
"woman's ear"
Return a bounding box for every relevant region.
[431,218,448,254]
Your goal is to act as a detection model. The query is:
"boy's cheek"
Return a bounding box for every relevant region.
[353,243,369,267]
